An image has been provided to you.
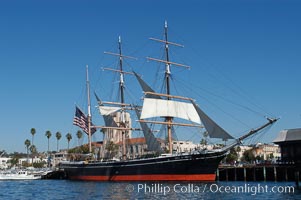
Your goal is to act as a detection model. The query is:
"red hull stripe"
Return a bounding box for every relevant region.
[69,174,216,181]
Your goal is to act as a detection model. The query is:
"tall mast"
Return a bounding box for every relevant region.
[164,21,173,154]
[164,21,171,97]
[148,21,189,154]
[118,36,125,105]
[118,36,127,160]
[103,36,137,160]
[86,65,92,153]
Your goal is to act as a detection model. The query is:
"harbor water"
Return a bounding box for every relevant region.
[0,180,299,200]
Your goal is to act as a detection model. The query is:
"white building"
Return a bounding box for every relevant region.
[254,143,281,160]
[0,157,11,169]
[172,141,198,153]
[52,151,68,167]
[103,111,132,144]
[18,157,47,166]
[235,143,280,162]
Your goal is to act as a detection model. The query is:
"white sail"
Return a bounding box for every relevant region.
[140,98,201,124]
[98,106,121,116]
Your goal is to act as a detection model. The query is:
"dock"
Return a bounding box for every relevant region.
[217,164,300,182]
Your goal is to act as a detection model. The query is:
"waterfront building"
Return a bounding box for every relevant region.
[273,128,301,164]
[254,143,281,161]
[172,140,198,153]
[234,144,280,162]
[18,157,47,166]
[52,151,68,167]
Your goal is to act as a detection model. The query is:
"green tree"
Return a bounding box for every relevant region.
[241,149,256,163]
[8,156,20,167]
[69,144,91,154]
[24,139,31,163]
[200,139,207,145]
[105,141,119,159]
[76,130,83,146]
[256,155,264,162]
[30,128,36,145]
[55,131,62,152]
[225,147,238,164]
[236,146,241,153]
[0,150,7,157]
[66,133,72,151]
[200,131,208,145]
[29,145,37,165]
[268,153,274,160]
[45,130,52,153]
[33,161,46,168]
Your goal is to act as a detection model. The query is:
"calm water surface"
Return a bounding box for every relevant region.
[0,180,299,200]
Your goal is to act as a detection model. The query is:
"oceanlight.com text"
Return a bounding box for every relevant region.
[125,183,295,196]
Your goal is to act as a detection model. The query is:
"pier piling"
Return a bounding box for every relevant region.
[217,165,295,182]
[295,171,300,188]
[274,166,277,182]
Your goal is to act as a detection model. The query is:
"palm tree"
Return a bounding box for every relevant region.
[106,141,119,159]
[30,128,36,145]
[55,131,62,152]
[29,145,37,166]
[24,139,31,163]
[66,133,72,151]
[76,130,83,146]
[45,130,52,153]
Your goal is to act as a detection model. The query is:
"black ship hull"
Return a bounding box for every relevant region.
[59,151,227,181]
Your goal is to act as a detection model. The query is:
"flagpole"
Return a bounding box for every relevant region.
[86,65,92,153]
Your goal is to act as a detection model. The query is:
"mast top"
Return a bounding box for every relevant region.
[103,36,137,75]
[148,22,188,70]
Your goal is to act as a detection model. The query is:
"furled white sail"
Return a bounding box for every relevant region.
[140,98,201,124]
[98,106,121,116]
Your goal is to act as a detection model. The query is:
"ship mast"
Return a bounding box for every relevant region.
[103,36,137,160]
[148,21,190,154]
[86,65,92,153]
[118,36,127,160]
[164,21,172,154]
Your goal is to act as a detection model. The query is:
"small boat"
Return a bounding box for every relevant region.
[0,170,41,180]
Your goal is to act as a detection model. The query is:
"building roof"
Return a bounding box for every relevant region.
[273,128,301,143]
[116,137,146,145]
[89,138,164,147]
[92,141,103,148]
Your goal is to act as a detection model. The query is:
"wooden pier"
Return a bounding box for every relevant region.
[217,165,300,182]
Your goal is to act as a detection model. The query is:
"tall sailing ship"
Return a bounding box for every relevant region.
[59,22,278,181]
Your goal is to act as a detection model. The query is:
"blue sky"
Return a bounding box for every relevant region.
[0,0,300,153]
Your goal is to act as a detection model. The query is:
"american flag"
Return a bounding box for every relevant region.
[73,106,97,135]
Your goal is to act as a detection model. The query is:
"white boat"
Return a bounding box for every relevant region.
[0,170,41,180]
